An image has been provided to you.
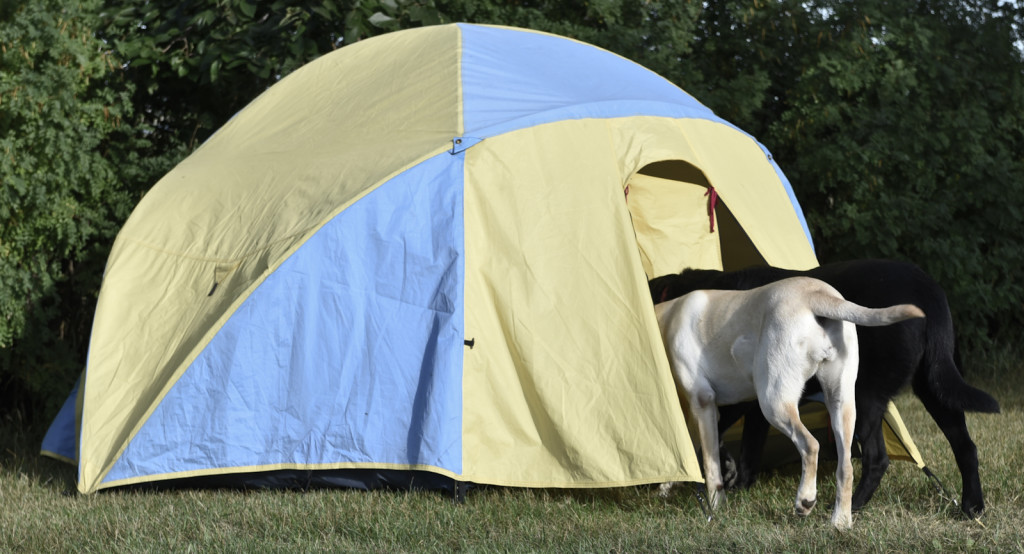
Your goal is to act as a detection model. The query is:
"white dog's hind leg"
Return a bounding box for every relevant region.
[820,325,859,530]
[826,396,857,530]
[762,401,819,516]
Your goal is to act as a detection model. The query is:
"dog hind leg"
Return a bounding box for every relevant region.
[914,381,985,516]
[849,400,890,512]
[761,400,819,517]
[734,408,771,489]
[691,387,727,509]
[717,402,758,489]
[825,395,857,530]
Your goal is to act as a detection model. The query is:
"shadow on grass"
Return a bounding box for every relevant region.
[483,460,810,514]
[0,410,77,493]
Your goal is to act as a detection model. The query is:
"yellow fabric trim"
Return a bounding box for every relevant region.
[39,451,76,466]
[455,24,465,136]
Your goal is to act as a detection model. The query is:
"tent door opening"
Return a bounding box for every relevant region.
[625,160,766,280]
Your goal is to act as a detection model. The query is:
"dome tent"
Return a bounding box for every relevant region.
[41,23,921,494]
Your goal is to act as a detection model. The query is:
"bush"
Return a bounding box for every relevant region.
[0,0,166,418]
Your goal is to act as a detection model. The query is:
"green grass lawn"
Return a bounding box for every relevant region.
[2,349,1022,552]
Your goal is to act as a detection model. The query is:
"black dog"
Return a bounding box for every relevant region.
[649,259,1000,516]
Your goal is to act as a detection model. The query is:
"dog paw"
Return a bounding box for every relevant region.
[962,497,985,518]
[720,450,738,489]
[831,511,853,530]
[708,486,726,510]
[795,497,817,516]
[657,482,674,498]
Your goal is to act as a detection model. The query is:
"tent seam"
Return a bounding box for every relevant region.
[465,99,728,141]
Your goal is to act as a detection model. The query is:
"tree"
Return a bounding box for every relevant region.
[0,0,160,416]
[100,0,355,153]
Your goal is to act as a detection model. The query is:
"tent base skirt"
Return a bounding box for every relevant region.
[110,469,465,495]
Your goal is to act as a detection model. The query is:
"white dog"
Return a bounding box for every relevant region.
[655,276,924,529]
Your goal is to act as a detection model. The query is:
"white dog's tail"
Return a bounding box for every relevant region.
[809,292,926,327]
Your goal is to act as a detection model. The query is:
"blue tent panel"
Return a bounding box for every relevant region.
[102,152,466,486]
[41,378,79,463]
[459,24,716,138]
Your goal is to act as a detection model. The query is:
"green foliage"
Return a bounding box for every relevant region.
[0,0,161,416]
[101,0,358,150]
[794,1,1024,348]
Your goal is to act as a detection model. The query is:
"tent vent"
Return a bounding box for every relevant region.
[208,262,240,297]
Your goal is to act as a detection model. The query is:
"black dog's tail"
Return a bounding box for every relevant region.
[916,299,1000,414]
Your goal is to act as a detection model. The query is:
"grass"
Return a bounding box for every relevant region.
[2,348,1023,552]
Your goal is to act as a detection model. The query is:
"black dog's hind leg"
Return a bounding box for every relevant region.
[914,383,985,516]
[850,400,891,512]
[716,402,757,489]
[732,408,770,490]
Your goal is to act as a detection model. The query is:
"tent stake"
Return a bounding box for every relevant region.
[922,466,958,509]
[692,484,713,522]
[453,481,468,505]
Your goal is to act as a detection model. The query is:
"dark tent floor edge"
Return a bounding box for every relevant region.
[112,468,466,494]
